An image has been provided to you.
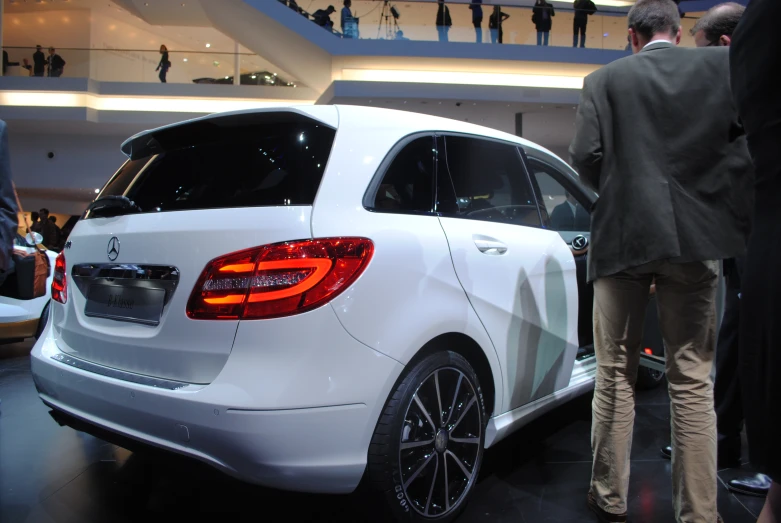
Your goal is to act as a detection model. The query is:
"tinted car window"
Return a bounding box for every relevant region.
[527,157,590,232]
[92,114,335,217]
[440,136,540,227]
[369,136,436,214]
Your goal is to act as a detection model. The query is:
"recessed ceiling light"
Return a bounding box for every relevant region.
[183,58,188,62]
[94,189,100,194]
[205,43,211,48]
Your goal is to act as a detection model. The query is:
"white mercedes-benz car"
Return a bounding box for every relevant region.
[31,105,622,521]
[0,234,56,342]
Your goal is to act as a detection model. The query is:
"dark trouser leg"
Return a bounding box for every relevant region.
[714,283,743,463]
[580,23,587,47]
[474,21,482,43]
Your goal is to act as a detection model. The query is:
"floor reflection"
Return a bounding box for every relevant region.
[0,340,764,523]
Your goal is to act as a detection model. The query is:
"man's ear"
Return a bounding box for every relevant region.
[674,27,682,45]
[720,34,732,46]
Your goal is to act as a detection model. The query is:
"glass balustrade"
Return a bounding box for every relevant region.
[284,0,699,50]
[1,46,299,87]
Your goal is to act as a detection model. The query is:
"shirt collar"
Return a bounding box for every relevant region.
[643,39,673,49]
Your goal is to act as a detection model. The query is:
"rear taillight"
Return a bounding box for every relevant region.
[187,238,374,320]
[52,252,67,304]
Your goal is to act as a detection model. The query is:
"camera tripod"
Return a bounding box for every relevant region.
[377,0,400,40]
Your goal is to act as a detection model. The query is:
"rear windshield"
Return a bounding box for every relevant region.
[91,112,336,217]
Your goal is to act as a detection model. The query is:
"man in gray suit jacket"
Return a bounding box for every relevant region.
[569,0,753,521]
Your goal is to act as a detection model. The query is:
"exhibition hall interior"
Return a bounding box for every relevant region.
[0,0,773,522]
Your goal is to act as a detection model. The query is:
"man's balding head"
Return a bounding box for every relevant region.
[690,2,745,47]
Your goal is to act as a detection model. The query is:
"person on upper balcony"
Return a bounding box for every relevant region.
[573,0,597,48]
[46,48,65,78]
[313,5,336,31]
[156,45,170,83]
[533,0,556,46]
[470,0,484,43]
[489,5,510,44]
[32,46,46,77]
[436,1,453,42]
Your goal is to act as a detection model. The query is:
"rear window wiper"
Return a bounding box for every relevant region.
[86,196,143,218]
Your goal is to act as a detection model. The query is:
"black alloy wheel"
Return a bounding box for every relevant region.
[368,351,486,522]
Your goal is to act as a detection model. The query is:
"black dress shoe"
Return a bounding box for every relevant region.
[587,492,628,522]
[659,445,741,469]
[728,473,771,497]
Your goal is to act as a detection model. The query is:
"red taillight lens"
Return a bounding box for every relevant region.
[187,238,374,320]
[52,252,67,304]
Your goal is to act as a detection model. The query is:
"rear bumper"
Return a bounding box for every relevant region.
[30,305,403,493]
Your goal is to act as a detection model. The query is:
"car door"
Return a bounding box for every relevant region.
[436,135,579,413]
[525,154,596,353]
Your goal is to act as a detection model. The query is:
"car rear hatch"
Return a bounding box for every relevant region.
[52,108,338,384]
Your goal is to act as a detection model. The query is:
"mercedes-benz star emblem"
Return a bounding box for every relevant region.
[572,235,589,250]
[107,237,120,261]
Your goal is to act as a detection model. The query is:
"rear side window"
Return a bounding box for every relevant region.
[93,113,336,216]
[368,135,436,214]
[440,136,541,228]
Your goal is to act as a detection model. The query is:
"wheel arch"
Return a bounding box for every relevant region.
[407,332,500,417]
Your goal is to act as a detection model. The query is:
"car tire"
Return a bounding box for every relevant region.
[35,301,50,340]
[368,351,486,522]
[636,365,665,389]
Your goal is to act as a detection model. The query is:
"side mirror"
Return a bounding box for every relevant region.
[26,232,44,246]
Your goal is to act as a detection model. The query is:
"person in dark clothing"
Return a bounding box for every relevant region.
[730,0,781,519]
[156,45,170,83]
[533,0,555,46]
[549,192,589,231]
[48,216,62,251]
[657,2,771,499]
[573,0,597,47]
[36,208,58,250]
[32,46,46,77]
[313,5,336,30]
[0,121,18,289]
[435,1,452,42]
[3,50,20,76]
[469,0,484,43]
[46,48,65,78]
[489,6,510,44]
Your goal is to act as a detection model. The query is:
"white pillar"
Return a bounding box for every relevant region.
[233,41,240,86]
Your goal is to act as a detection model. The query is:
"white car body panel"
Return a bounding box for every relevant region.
[438,217,580,414]
[0,243,56,338]
[30,105,596,494]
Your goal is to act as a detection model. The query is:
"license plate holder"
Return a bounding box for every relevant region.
[84,284,165,326]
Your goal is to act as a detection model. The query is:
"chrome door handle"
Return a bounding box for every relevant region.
[474,238,508,255]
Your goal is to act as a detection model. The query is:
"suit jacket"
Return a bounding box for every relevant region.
[569,42,753,282]
[730,0,780,181]
[550,200,589,231]
[0,121,19,280]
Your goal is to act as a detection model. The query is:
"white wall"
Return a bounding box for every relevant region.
[9,132,126,191]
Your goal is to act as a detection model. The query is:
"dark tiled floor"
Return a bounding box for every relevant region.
[0,340,766,522]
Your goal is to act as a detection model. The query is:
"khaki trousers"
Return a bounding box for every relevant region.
[590,260,719,523]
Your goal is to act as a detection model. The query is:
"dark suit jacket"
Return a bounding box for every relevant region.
[550,201,589,231]
[730,0,780,182]
[0,121,19,282]
[569,42,753,282]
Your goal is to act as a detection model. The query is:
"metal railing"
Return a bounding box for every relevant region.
[280,0,700,50]
[1,46,298,86]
